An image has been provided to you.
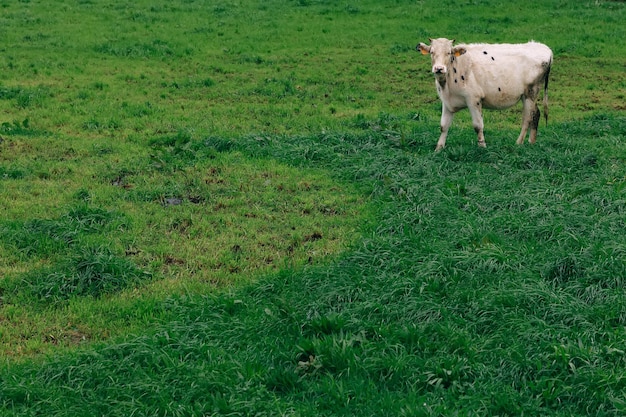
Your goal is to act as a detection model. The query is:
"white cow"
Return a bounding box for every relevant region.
[417,38,553,151]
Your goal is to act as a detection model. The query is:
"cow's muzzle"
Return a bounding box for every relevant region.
[433,65,447,74]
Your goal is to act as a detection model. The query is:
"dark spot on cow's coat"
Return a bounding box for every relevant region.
[461,75,465,81]
[454,79,458,83]
[483,51,488,55]
[491,56,495,61]
[453,67,457,73]
[498,87,501,91]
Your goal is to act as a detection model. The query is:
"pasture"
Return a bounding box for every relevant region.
[1,0,625,415]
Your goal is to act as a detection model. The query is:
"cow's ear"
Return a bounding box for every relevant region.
[418,43,431,55]
[452,46,467,57]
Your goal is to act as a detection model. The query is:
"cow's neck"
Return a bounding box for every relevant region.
[436,74,447,89]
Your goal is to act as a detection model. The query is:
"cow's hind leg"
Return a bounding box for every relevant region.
[518,84,541,145]
[516,96,533,145]
[436,106,454,151]
[529,103,540,144]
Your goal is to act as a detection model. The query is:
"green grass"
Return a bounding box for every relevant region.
[0,137,365,356]
[1,0,626,415]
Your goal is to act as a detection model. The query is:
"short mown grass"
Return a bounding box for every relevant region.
[1,0,626,415]
[0,131,365,356]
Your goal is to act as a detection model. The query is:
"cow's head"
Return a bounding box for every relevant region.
[417,38,467,78]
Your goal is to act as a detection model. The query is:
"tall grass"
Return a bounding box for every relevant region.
[1,0,625,415]
[2,115,625,415]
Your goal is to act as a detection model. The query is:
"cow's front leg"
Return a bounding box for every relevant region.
[468,100,486,147]
[436,106,454,152]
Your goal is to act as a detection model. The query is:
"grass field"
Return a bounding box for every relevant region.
[1,0,626,415]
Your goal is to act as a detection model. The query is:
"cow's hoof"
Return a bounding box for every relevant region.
[435,146,444,152]
[478,142,487,148]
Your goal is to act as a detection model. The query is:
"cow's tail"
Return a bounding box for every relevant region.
[543,58,551,126]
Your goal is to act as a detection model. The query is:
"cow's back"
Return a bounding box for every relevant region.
[456,42,552,109]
